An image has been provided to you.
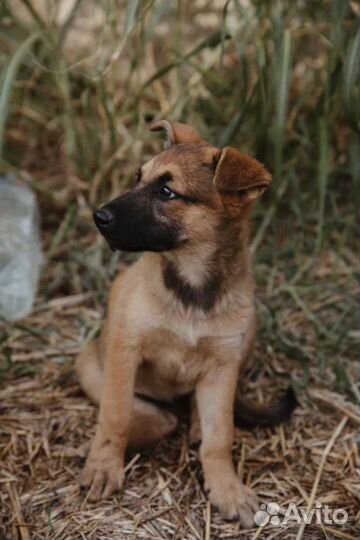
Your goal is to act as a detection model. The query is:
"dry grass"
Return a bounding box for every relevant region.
[1,243,359,539]
[1,1,360,539]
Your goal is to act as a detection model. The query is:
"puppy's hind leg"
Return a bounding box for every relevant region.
[129,398,178,448]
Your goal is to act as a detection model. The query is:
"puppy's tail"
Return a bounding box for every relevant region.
[234,386,298,429]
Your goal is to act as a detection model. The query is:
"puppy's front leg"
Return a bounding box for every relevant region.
[196,362,258,528]
[80,332,139,501]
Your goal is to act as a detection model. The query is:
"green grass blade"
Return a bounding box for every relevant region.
[124,0,141,41]
[343,25,360,133]
[316,117,330,251]
[218,81,258,147]
[344,25,360,102]
[0,31,44,159]
[273,29,292,184]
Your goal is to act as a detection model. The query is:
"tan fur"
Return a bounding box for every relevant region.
[76,121,271,526]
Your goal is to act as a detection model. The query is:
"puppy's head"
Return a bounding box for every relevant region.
[94,120,271,252]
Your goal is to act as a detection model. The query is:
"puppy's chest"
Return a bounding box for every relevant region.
[140,327,208,387]
[129,293,251,393]
[138,315,246,392]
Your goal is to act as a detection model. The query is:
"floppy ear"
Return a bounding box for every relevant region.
[150,120,204,147]
[213,147,271,204]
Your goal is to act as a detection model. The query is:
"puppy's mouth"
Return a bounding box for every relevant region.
[93,200,182,253]
[102,234,179,253]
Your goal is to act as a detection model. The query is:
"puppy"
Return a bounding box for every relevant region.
[76,120,295,527]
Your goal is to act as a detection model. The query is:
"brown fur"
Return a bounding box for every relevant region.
[76,120,273,526]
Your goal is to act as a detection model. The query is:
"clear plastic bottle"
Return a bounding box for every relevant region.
[0,176,43,320]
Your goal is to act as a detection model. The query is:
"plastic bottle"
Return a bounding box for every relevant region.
[0,176,43,320]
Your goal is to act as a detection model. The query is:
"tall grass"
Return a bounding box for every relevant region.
[0,0,359,248]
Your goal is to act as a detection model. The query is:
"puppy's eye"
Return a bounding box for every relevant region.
[159,185,178,200]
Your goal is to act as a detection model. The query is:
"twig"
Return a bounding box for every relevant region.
[6,483,31,540]
[295,416,348,540]
[309,388,360,425]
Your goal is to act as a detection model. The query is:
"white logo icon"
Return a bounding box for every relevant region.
[254,502,280,526]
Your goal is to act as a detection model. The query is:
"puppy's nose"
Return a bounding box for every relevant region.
[93,207,114,229]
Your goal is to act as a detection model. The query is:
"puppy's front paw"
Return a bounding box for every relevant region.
[206,476,259,528]
[80,439,125,502]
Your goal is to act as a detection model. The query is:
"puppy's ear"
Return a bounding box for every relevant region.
[150,120,204,147]
[213,147,271,204]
